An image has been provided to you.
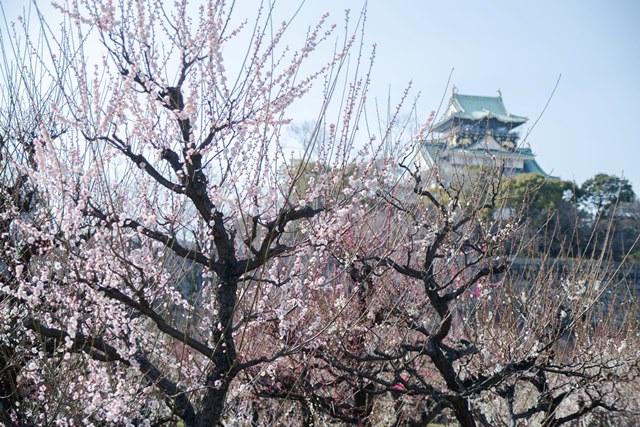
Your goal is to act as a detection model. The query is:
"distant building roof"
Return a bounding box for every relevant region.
[421,89,551,179]
[433,92,527,133]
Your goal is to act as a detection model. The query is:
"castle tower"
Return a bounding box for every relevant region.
[421,89,548,181]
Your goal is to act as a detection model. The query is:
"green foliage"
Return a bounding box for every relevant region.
[502,173,575,215]
[579,173,635,216]
[498,174,579,257]
[285,158,317,198]
[284,158,358,202]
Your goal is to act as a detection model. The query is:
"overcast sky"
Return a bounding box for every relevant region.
[3,0,639,191]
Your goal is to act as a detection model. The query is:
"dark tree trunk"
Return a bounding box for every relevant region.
[196,278,238,426]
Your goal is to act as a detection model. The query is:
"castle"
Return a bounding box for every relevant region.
[420,88,548,182]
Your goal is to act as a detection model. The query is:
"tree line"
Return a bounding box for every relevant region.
[502,172,638,261]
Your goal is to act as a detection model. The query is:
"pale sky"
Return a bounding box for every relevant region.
[3,0,639,191]
[324,0,640,191]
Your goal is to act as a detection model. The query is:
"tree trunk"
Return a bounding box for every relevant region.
[196,278,238,426]
[451,397,477,427]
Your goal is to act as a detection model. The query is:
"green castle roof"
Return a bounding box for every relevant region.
[433,92,528,132]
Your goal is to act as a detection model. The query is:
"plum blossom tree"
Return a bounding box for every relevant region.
[2,0,639,426]
[0,7,71,422]
[0,0,414,425]
[250,162,640,426]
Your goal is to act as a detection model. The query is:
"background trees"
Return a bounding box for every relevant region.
[577,173,639,261]
[499,172,640,261]
[0,1,638,426]
[500,173,578,257]
[579,173,635,217]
